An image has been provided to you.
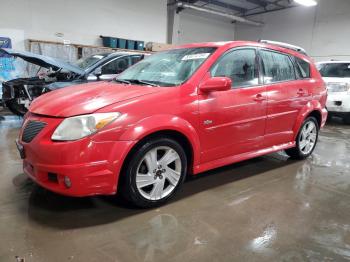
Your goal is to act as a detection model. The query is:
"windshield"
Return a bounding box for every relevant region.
[74,53,110,70]
[318,63,350,78]
[116,47,217,87]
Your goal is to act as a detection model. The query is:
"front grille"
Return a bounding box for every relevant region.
[22,121,46,143]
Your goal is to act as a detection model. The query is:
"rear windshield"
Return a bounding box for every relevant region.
[318,63,350,78]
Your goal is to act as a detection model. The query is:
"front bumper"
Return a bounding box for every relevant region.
[19,113,135,197]
[326,92,350,113]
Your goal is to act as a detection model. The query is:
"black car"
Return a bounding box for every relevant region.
[0,48,148,115]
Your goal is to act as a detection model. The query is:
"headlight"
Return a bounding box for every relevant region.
[52,112,121,141]
[326,82,350,93]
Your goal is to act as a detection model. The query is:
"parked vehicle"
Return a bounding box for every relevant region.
[16,41,327,207]
[1,48,148,116]
[317,61,350,123]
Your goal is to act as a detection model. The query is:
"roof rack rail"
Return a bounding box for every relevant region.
[259,40,307,55]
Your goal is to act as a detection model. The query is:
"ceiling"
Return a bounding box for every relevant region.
[176,0,296,17]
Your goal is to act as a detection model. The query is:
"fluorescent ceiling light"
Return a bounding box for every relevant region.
[294,0,317,6]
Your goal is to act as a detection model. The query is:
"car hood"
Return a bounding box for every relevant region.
[0,48,84,75]
[30,81,162,117]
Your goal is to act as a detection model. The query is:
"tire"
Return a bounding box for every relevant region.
[343,113,350,124]
[5,100,27,116]
[285,117,319,160]
[120,137,187,208]
[326,112,333,122]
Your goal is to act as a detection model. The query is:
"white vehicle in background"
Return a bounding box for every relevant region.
[317,61,350,124]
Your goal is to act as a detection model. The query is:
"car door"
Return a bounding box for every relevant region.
[259,49,309,147]
[99,56,131,80]
[198,48,267,164]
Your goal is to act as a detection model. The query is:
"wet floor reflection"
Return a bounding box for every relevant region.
[1,116,350,261]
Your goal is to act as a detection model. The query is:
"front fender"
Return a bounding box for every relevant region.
[293,100,327,139]
[119,114,201,167]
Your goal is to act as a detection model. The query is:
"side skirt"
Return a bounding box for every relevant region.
[193,141,296,175]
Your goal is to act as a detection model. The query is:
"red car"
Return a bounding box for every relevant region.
[17,40,327,207]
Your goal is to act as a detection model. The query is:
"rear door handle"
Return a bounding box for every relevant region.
[254,93,265,102]
[297,89,306,96]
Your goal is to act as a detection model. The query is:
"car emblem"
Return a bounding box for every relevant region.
[203,120,213,125]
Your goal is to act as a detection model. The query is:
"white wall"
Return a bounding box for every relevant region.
[0,0,167,50]
[235,0,350,62]
[172,9,235,45]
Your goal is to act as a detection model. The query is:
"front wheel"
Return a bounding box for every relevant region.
[285,117,319,160]
[120,137,187,208]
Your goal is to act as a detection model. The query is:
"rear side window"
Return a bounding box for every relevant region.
[260,50,296,84]
[211,48,259,88]
[295,57,310,78]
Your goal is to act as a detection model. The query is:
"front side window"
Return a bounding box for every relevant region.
[260,50,296,84]
[102,57,130,74]
[116,47,216,87]
[318,63,350,78]
[211,49,258,88]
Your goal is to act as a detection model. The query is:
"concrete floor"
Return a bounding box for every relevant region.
[1,112,350,262]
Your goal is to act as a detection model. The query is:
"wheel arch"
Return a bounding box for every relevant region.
[118,114,200,177]
[293,101,323,139]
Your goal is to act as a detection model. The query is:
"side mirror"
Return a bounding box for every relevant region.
[87,68,102,81]
[199,77,232,93]
[93,67,102,76]
[86,74,98,81]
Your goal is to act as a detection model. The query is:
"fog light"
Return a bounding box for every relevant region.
[64,176,72,188]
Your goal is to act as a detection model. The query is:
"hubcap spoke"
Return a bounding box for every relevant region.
[159,149,179,166]
[136,173,156,188]
[144,148,158,171]
[150,179,165,200]
[309,133,317,142]
[306,123,315,134]
[299,140,307,150]
[165,167,181,186]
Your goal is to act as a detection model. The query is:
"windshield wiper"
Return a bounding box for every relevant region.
[115,79,131,84]
[122,79,160,87]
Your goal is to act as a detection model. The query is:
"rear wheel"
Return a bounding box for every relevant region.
[285,117,319,160]
[120,137,187,208]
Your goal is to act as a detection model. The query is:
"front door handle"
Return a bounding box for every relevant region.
[254,93,265,102]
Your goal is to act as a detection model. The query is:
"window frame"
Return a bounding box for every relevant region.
[258,48,298,85]
[130,55,144,65]
[209,46,263,89]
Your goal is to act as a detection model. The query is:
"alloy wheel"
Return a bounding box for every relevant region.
[299,120,317,155]
[135,146,182,201]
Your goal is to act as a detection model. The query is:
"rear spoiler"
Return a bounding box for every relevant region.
[259,40,307,56]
